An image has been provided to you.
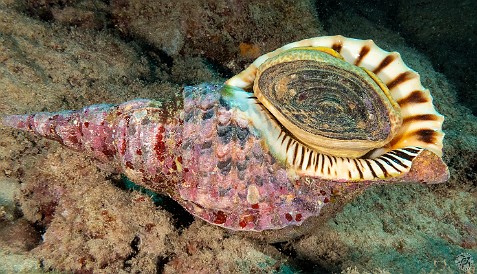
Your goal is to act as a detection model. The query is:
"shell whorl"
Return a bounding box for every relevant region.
[225,35,445,159]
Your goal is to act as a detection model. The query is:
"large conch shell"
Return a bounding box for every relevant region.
[2,36,449,232]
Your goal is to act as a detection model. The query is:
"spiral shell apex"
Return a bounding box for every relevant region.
[226,35,445,159]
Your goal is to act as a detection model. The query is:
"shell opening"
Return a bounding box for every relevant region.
[225,35,445,160]
[253,47,402,158]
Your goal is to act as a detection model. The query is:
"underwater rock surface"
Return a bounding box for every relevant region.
[0,0,476,273]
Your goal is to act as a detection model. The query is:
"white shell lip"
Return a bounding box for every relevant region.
[225,35,445,159]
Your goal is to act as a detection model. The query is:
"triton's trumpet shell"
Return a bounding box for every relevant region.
[3,36,449,231]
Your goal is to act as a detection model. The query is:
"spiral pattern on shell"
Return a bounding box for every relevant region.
[253,47,402,158]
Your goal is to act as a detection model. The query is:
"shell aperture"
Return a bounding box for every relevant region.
[253,47,402,158]
[225,35,447,183]
[226,35,445,159]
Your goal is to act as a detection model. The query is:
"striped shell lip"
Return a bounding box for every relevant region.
[225,35,448,183]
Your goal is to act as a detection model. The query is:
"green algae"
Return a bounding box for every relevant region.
[120,175,164,204]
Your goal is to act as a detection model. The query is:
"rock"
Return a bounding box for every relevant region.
[110,0,323,72]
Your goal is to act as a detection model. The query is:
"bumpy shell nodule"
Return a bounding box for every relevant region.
[226,35,445,158]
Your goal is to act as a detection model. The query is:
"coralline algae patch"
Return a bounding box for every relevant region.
[9,148,170,272]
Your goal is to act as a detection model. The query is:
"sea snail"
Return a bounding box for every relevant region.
[2,36,449,231]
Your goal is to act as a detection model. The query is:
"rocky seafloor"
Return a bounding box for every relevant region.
[0,0,476,273]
